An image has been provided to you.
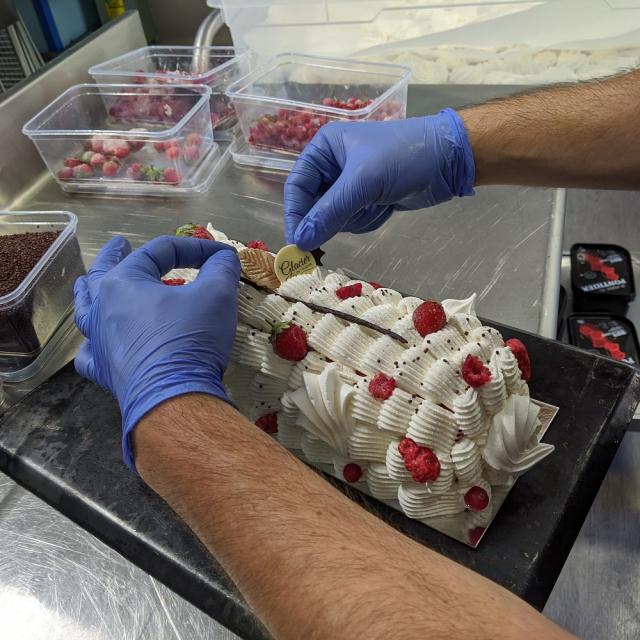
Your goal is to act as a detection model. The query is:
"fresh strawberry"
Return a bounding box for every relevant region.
[336,282,363,300]
[505,338,531,382]
[255,413,278,434]
[412,300,446,337]
[165,145,182,160]
[91,137,104,153]
[163,167,181,184]
[174,223,214,240]
[64,157,82,168]
[103,160,119,177]
[186,132,202,147]
[368,372,396,400]
[184,144,201,165]
[247,240,269,251]
[81,151,94,164]
[162,278,186,286]
[153,141,167,152]
[114,142,130,159]
[58,167,73,181]
[72,163,92,179]
[270,322,308,362]
[128,139,145,152]
[461,355,492,388]
[342,463,362,483]
[90,153,106,168]
[127,163,143,180]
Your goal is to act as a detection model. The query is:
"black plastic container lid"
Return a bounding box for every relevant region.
[571,243,635,301]
[568,314,640,366]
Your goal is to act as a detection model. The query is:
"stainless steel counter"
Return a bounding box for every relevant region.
[11,163,562,335]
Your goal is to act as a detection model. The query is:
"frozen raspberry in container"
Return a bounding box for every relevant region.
[568,314,639,367]
[89,46,252,140]
[571,243,635,315]
[0,212,85,373]
[23,83,223,197]
[226,53,411,157]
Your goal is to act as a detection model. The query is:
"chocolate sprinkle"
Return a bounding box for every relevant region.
[0,231,60,296]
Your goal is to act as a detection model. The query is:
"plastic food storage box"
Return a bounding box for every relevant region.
[207,0,544,59]
[226,53,410,155]
[0,211,85,374]
[89,46,253,138]
[23,84,219,197]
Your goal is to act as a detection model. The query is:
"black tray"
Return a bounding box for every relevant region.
[0,323,639,640]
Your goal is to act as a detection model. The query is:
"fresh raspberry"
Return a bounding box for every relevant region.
[461,355,492,388]
[103,160,119,177]
[412,300,447,337]
[162,278,186,286]
[163,168,181,184]
[406,448,441,483]
[369,282,382,289]
[505,338,531,382]
[270,322,308,362]
[255,413,278,434]
[468,526,486,547]
[368,373,396,400]
[166,145,182,160]
[64,157,82,168]
[342,463,362,483]
[247,240,269,251]
[336,282,363,299]
[464,486,490,512]
[398,437,419,461]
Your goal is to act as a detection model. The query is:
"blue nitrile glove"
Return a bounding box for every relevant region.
[284,108,475,250]
[74,235,241,471]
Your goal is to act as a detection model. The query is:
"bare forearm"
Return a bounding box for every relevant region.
[461,69,640,189]
[134,395,572,640]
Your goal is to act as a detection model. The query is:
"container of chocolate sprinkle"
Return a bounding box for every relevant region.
[0,211,85,373]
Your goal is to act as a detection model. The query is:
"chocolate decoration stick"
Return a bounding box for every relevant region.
[240,276,409,345]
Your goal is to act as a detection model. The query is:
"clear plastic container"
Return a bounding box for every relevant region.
[207,0,544,59]
[358,0,640,85]
[0,211,85,374]
[226,53,410,155]
[89,46,253,139]
[230,136,295,172]
[23,84,218,197]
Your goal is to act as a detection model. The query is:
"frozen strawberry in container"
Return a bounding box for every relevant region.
[89,46,253,140]
[23,83,222,197]
[226,53,411,156]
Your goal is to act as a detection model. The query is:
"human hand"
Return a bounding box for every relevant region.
[74,235,241,471]
[284,108,475,250]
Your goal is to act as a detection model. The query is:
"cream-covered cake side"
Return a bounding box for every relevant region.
[168,228,555,545]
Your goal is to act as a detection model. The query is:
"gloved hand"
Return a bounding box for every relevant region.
[74,235,241,471]
[284,108,475,250]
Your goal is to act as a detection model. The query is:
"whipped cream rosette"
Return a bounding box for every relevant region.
[190,227,555,547]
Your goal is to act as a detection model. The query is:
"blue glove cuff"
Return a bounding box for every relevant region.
[438,108,476,198]
[121,376,231,473]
